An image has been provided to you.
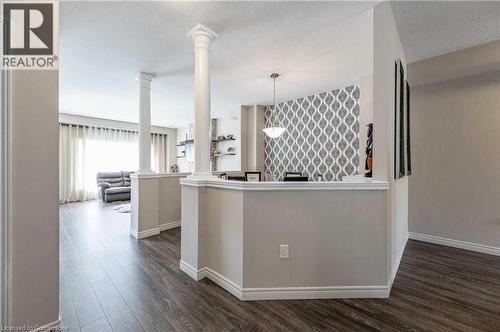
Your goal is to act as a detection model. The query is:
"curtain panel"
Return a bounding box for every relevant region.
[59,124,91,202]
[151,133,167,173]
[59,124,168,203]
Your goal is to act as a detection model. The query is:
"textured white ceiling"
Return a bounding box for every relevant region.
[61,1,499,128]
[391,1,500,63]
[59,1,376,128]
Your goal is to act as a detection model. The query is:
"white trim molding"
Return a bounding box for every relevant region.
[241,285,389,301]
[130,173,190,179]
[179,261,390,301]
[179,260,202,281]
[130,228,158,239]
[390,234,409,288]
[180,178,389,191]
[199,268,243,299]
[130,220,181,239]
[159,220,181,232]
[409,232,500,257]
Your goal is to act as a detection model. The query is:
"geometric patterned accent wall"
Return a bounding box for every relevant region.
[264,85,360,181]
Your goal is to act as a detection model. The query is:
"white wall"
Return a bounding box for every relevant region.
[7,71,59,327]
[373,1,409,282]
[409,70,500,250]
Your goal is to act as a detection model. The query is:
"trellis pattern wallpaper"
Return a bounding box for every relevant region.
[264,85,360,181]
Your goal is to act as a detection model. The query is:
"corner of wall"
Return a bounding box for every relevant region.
[373,1,409,285]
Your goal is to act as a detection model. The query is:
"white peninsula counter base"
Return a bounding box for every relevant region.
[179,178,391,300]
[130,172,190,239]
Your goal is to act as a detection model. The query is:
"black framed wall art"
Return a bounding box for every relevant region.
[406,81,412,175]
[394,59,406,179]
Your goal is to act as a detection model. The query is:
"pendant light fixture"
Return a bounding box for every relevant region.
[262,73,286,138]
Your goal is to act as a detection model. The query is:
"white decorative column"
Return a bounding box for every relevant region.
[188,24,218,178]
[137,72,156,174]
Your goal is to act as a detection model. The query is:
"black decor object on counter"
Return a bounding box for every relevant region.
[365,123,373,178]
[227,176,246,181]
[283,176,308,182]
[245,172,261,182]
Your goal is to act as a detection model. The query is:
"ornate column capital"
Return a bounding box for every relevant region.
[137,72,156,89]
[187,24,218,49]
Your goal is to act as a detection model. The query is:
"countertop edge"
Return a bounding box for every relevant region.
[179,178,389,191]
[131,172,190,179]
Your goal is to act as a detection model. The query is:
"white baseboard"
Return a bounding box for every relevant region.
[129,228,140,239]
[130,220,181,239]
[159,220,181,231]
[179,260,390,301]
[200,267,243,299]
[32,319,60,332]
[241,285,389,300]
[409,232,500,257]
[130,227,159,239]
[179,260,203,281]
[390,233,408,288]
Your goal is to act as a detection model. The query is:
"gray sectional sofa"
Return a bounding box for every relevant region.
[96,171,134,202]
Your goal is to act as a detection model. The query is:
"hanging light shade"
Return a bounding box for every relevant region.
[262,126,286,138]
[262,73,285,138]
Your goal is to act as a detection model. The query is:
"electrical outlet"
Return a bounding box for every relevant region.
[280,245,289,259]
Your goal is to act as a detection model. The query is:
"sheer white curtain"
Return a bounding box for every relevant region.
[151,133,167,173]
[60,124,169,203]
[59,124,90,202]
[84,127,138,198]
[59,124,138,203]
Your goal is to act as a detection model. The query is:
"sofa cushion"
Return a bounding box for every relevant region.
[105,186,131,195]
[105,193,130,202]
[102,179,123,187]
[97,171,122,179]
[96,172,124,187]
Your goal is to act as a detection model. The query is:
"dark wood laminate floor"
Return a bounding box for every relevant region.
[60,200,500,332]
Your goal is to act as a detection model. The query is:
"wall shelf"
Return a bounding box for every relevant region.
[211,138,236,143]
[213,153,236,157]
[177,139,194,146]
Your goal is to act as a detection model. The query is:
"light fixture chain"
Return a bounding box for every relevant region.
[272,75,276,127]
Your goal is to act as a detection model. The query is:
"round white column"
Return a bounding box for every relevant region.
[137,72,155,174]
[188,24,218,178]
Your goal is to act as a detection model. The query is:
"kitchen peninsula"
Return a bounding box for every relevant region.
[179,177,391,300]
